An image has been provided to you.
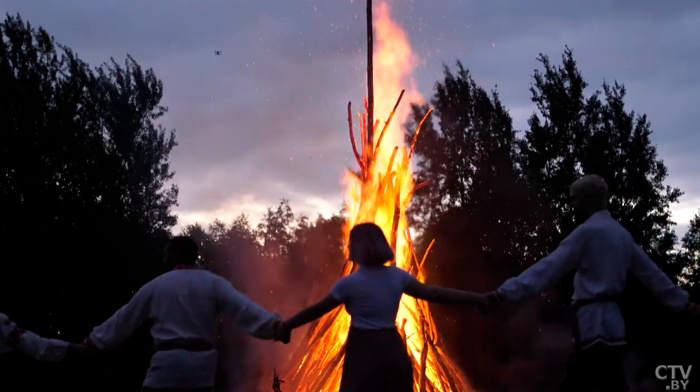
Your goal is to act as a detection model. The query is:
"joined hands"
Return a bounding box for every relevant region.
[273,320,291,344]
[476,291,502,314]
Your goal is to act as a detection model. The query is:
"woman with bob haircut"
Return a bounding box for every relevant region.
[279,222,489,392]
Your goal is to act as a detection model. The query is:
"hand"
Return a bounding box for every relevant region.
[273,320,291,344]
[686,303,700,317]
[66,342,97,359]
[476,291,501,314]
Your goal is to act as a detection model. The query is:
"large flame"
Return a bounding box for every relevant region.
[285,3,472,391]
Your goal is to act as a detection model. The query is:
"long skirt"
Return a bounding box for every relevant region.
[340,326,413,392]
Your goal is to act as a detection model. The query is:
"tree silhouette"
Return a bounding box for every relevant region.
[0,13,178,391]
[679,211,700,289]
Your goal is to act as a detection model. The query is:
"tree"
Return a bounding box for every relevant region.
[517,47,601,250]
[678,211,700,290]
[521,46,683,263]
[407,62,537,262]
[405,62,540,390]
[0,13,178,391]
[257,199,295,258]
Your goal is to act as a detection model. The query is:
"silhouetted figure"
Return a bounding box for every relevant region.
[278,222,489,392]
[485,175,700,392]
[81,236,286,392]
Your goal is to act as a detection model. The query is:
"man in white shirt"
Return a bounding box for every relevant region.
[485,175,699,392]
[81,236,284,392]
[1,312,80,361]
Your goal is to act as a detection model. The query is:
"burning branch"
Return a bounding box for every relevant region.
[347,102,364,172]
[419,317,429,392]
[408,107,433,162]
[375,89,406,155]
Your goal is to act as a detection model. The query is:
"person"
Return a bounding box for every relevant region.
[80,236,286,392]
[277,222,490,392]
[1,312,87,361]
[483,175,700,392]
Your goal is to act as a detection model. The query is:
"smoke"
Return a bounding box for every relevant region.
[496,301,572,392]
[216,232,342,392]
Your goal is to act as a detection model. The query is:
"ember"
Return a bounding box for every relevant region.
[284,2,473,392]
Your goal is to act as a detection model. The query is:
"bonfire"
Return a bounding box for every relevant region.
[284,2,473,391]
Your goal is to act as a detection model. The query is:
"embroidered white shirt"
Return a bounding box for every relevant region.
[497,210,689,349]
[88,269,281,389]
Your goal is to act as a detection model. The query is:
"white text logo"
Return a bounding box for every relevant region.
[656,365,692,390]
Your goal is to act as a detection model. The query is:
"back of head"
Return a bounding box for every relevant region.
[165,236,199,267]
[348,222,395,266]
[570,174,609,211]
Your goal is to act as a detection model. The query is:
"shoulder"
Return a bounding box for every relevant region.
[388,266,415,284]
[333,274,355,288]
[331,273,357,298]
[576,214,629,240]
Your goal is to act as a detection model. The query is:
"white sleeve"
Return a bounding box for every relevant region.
[214,276,281,340]
[1,313,68,361]
[497,227,588,303]
[0,313,16,355]
[630,244,689,311]
[88,285,151,350]
[17,331,69,361]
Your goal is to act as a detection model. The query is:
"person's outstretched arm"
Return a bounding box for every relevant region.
[1,313,70,361]
[214,276,281,340]
[285,295,342,330]
[497,226,589,304]
[84,285,151,351]
[630,244,689,311]
[403,279,485,306]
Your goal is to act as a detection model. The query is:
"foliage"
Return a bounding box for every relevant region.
[406,48,694,390]
[0,13,177,391]
[2,11,697,392]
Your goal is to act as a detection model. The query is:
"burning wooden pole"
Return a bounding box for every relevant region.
[282,2,473,391]
[366,0,375,168]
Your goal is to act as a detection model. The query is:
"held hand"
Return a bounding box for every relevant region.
[66,342,98,360]
[476,291,501,314]
[686,303,700,317]
[273,320,291,344]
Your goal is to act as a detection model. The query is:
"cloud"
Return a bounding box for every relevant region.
[3,0,698,232]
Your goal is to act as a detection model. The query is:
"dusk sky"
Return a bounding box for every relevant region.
[3,0,699,235]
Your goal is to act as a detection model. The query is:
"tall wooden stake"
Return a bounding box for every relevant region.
[366,0,374,169]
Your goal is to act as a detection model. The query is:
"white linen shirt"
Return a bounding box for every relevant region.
[88,269,280,389]
[0,312,68,361]
[497,210,689,349]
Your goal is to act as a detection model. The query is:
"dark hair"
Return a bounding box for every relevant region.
[348,222,395,266]
[168,236,199,265]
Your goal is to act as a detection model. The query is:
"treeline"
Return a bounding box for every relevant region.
[0,14,177,391]
[1,12,699,392]
[403,49,700,389]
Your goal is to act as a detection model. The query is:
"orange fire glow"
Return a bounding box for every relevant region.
[285,3,472,391]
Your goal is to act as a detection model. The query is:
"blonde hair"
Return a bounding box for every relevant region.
[348,223,395,266]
